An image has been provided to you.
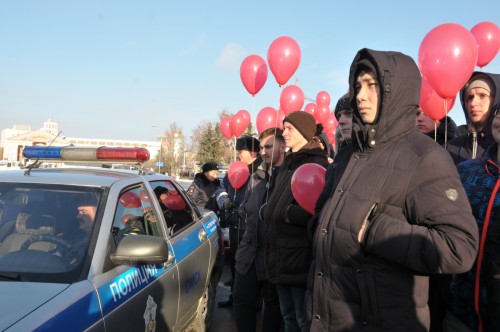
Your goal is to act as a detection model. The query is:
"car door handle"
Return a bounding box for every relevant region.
[198,228,207,242]
[163,251,175,269]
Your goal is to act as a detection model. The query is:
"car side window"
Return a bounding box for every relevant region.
[149,180,195,236]
[111,185,164,246]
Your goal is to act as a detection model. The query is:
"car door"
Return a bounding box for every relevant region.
[93,182,180,331]
[149,179,211,329]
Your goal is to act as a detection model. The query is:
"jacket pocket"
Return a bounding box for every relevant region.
[354,266,382,327]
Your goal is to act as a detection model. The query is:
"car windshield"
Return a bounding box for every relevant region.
[0,183,103,283]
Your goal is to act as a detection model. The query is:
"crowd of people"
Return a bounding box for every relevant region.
[188,48,499,332]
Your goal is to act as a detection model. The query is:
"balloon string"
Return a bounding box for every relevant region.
[443,99,448,149]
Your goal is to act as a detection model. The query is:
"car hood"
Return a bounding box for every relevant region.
[0,282,68,330]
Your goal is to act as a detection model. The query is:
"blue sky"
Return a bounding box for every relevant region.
[1,1,499,142]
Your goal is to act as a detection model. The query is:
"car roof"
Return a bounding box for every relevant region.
[0,167,144,187]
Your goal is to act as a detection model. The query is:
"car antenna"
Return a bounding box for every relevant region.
[24,131,63,176]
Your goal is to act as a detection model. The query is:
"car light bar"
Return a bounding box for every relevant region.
[22,146,150,163]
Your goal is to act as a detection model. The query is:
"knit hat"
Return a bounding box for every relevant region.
[202,161,219,172]
[334,93,352,120]
[466,74,495,95]
[153,186,168,199]
[235,136,260,152]
[283,111,317,141]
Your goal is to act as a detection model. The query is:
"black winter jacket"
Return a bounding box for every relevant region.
[187,172,220,212]
[305,49,479,332]
[446,72,500,164]
[264,140,328,286]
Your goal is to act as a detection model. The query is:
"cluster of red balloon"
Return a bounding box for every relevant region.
[254,36,304,134]
[418,21,499,121]
[220,110,252,140]
[235,36,334,209]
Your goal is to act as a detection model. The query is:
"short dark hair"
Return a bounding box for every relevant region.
[259,127,284,143]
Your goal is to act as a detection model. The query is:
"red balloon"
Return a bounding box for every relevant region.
[291,163,326,214]
[304,103,317,118]
[240,55,268,96]
[267,36,301,86]
[220,117,233,140]
[418,23,478,99]
[315,105,330,125]
[323,113,338,133]
[280,85,305,115]
[316,91,331,106]
[277,109,285,130]
[237,109,251,126]
[471,21,500,68]
[420,78,456,121]
[163,195,187,211]
[256,107,279,133]
[119,192,142,208]
[228,161,250,190]
[230,112,248,137]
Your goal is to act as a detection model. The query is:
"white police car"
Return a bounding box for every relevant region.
[0,146,224,331]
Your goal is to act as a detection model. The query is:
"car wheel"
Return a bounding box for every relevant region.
[203,275,218,330]
[185,275,215,332]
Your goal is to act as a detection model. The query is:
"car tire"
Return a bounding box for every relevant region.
[186,274,217,332]
[203,274,218,331]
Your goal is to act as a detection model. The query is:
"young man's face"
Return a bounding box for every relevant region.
[356,71,380,125]
[260,135,285,166]
[416,108,438,134]
[336,109,353,140]
[283,121,308,152]
[465,87,493,130]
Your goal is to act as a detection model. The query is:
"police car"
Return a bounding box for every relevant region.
[0,146,224,331]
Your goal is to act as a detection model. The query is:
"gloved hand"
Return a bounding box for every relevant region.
[223,199,235,211]
[237,206,246,219]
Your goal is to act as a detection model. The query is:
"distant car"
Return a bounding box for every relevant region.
[0,146,223,331]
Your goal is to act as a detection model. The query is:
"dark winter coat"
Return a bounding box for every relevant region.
[264,140,328,286]
[186,172,220,212]
[447,144,500,331]
[446,72,500,165]
[305,48,479,332]
[215,156,262,229]
[235,162,273,279]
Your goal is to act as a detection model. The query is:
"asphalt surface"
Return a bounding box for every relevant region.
[211,263,238,331]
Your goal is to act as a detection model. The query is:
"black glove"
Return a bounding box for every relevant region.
[237,206,246,219]
[223,199,235,211]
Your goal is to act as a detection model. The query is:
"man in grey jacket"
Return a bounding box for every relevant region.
[305,48,479,331]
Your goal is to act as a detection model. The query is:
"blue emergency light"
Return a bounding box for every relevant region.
[22,146,150,163]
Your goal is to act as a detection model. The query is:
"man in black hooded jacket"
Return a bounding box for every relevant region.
[305,48,479,331]
[446,71,500,165]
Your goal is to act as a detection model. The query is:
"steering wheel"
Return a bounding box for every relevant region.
[20,234,79,263]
